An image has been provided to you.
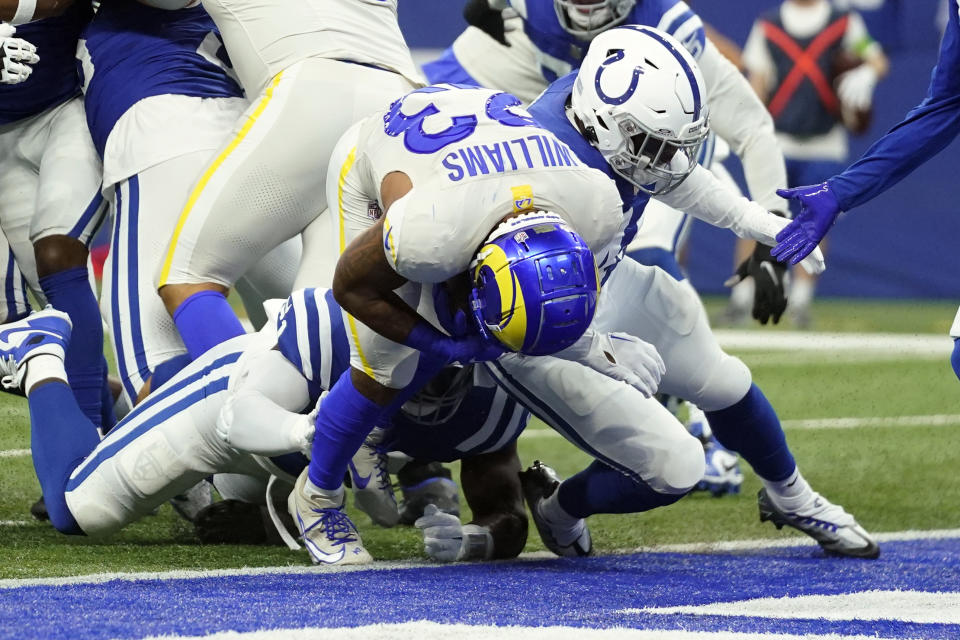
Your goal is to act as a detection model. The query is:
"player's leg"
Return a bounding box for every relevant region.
[600,258,878,557]
[487,354,704,533]
[158,59,414,358]
[0,233,31,324]
[31,98,110,429]
[233,236,301,330]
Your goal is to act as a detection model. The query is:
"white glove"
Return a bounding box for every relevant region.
[738,207,826,276]
[837,64,878,111]
[557,330,665,398]
[0,23,38,85]
[414,504,494,562]
[415,504,464,562]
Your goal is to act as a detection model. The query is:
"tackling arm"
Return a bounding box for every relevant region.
[0,0,73,23]
[698,39,787,212]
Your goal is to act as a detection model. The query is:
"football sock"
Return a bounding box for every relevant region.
[762,468,814,512]
[556,460,682,519]
[951,339,960,383]
[706,383,796,483]
[151,353,192,390]
[40,267,105,429]
[303,478,346,509]
[308,371,383,490]
[789,275,815,310]
[28,378,97,535]
[172,290,245,359]
[24,354,68,392]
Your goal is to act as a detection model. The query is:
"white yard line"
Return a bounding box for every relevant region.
[1,528,958,590]
[0,520,31,527]
[521,413,960,439]
[714,329,951,356]
[0,448,29,458]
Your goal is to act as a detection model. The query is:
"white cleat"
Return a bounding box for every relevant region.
[288,469,372,565]
[348,427,399,527]
[758,488,879,559]
[0,306,72,390]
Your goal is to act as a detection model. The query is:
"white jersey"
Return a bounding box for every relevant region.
[202,0,423,96]
[350,86,624,284]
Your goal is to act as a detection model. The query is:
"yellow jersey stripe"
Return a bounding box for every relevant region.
[158,71,285,287]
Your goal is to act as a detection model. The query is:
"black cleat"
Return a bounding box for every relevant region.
[519,461,592,557]
[30,495,49,521]
[194,500,291,545]
[397,460,460,525]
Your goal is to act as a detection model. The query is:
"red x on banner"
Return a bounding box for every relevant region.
[762,15,850,119]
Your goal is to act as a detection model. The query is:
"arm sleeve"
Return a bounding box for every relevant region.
[829,5,960,211]
[657,164,786,245]
[699,38,788,212]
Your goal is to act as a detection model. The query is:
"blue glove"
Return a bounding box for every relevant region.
[406,321,505,365]
[771,183,842,265]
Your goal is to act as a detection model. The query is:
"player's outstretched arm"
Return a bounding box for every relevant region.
[774,5,960,264]
[415,443,528,562]
[0,0,73,23]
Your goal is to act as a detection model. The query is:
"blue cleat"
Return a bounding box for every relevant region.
[288,469,372,565]
[698,438,744,497]
[0,306,72,391]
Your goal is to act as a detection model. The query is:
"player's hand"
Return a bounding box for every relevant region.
[724,242,788,325]
[0,24,39,85]
[837,65,878,111]
[563,330,665,397]
[415,504,463,562]
[463,0,509,46]
[773,183,841,266]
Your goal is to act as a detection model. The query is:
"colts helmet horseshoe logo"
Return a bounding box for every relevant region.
[594,50,645,105]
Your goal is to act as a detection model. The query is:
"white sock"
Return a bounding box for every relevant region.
[23,354,68,396]
[539,487,578,528]
[763,468,814,512]
[304,478,344,509]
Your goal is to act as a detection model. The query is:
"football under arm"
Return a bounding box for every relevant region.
[216,348,316,456]
[698,38,788,213]
[1,0,73,24]
[660,165,825,274]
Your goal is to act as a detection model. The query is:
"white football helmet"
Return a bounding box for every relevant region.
[570,25,709,195]
[554,0,636,39]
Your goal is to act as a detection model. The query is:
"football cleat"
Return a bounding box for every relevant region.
[697,438,744,497]
[288,469,372,565]
[348,428,399,527]
[195,500,270,545]
[30,495,49,521]
[0,306,71,390]
[758,488,880,559]
[397,461,460,525]
[519,460,592,557]
[169,481,214,523]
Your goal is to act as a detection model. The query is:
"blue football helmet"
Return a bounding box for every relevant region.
[469,212,599,356]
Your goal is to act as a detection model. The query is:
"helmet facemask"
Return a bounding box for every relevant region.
[401,364,475,426]
[553,0,636,39]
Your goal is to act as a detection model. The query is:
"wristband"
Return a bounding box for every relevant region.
[12,0,37,25]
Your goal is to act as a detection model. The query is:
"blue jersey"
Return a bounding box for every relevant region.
[829,2,960,211]
[528,72,648,282]
[275,288,528,461]
[78,1,243,157]
[0,2,91,125]
[512,0,705,82]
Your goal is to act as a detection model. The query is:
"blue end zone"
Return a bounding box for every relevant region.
[3,538,959,639]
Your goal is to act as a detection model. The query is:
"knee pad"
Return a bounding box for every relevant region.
[647,432,705,495]
[952,339,960,383]
[695,354,753,412]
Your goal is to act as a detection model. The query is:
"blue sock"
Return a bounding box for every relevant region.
[99,366,116,433]
[309,371,384,490]
[706,383,796,483]
[172,290,245,359]
[29,382,99,535]
[557,460,682,518]
[39,267,105,429]
[151,354,192,390]
[952,339,960,383]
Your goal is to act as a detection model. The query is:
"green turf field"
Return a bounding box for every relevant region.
[0,298,956,579]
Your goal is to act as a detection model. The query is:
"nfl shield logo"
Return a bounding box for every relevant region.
[367,201,383,220]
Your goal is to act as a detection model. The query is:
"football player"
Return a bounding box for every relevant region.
[154,0,423,360]
[290,70,811,564]
[506,25,876,559]
[77,0,299,405]
[773,0,960,384]
[5,290,548,565]
[0,2,111,431]
[0,0,74,23]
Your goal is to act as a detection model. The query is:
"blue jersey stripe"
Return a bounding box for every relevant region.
[126,176,151,387]
[110,185,135,402]
[66,189,105,241]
